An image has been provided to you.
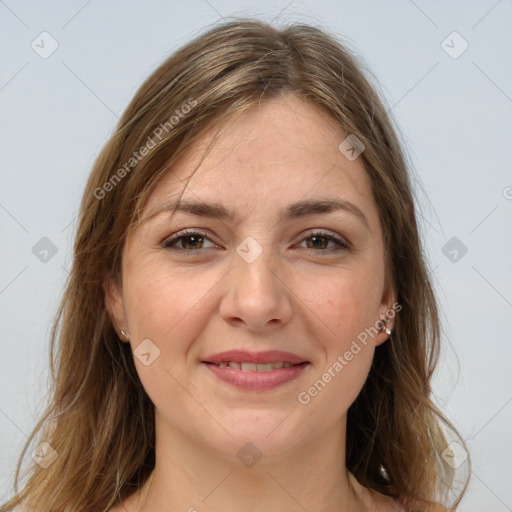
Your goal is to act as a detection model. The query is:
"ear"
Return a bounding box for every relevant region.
[103,275,129,343]
[374,281,399,347]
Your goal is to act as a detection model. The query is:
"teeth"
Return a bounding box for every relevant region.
[215,361,296,371]
[254,363,273,372]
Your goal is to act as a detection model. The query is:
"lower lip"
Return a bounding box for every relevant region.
[204,363,309,390]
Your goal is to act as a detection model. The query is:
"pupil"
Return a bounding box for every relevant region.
[184,236,202,249]
[308,236,327,249]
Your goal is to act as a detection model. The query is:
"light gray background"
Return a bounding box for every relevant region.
[1,1,511,510]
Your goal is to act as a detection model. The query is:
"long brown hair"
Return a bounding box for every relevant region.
[1,18,469,511]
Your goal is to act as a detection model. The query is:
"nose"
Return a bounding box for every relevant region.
[219,251,293,332]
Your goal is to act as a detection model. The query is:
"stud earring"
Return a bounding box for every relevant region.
[120,329,130,340]
[377,317,392,336]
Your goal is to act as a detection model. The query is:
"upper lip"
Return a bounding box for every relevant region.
[203,350,308,365]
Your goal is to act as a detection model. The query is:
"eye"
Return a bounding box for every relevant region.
[163,230,218,251]
[297,230,351,253]
[162,229,351,254]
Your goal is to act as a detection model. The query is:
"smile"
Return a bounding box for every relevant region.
[211,361,298,371]
[202,350,310,390]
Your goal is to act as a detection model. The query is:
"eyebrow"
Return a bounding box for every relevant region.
[142,197,370,231]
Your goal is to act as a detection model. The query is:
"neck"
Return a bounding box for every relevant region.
[127,414,368,512]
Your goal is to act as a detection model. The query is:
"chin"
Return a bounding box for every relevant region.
[198,408,313,463]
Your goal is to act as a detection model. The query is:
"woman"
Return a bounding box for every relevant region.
[1,18,469,512]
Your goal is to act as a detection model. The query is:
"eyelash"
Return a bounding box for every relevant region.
[162,229,351,255]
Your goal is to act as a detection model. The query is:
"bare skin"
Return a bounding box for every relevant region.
[106,94,401,512]
[109,471,402,512]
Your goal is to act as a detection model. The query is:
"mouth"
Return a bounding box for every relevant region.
[206,361,305,371]
[201,350,310,390]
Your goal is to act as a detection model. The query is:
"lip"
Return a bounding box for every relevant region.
[202,350,310,391]
[203,350,307,365]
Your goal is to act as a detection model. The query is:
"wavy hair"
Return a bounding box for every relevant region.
[1,18,469,511]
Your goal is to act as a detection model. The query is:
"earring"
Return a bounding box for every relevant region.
[120,329,130,340]
[377,317,392,336]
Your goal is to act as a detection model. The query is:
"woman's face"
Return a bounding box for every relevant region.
[107,94,396,460]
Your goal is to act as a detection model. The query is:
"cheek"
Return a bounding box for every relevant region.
[296,265,382,346]
[123,262,220,345]
[121,265,221,414]
[296,273,377,419]
[292,266,381,412]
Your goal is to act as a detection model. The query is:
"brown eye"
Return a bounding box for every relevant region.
[163,230,215,251]
[299,231,350,253]
[305,235,330,250]
[178,234,204,250]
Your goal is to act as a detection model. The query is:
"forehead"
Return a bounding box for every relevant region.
[142,95,379,228]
